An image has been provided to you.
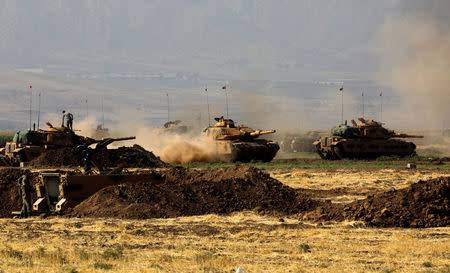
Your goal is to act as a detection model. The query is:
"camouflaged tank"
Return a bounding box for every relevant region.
[313,118,423,159]
[4,122,134,163]
[204,117,279,162]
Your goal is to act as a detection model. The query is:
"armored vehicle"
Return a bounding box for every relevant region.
[153,120,189,135]
[92,124,110,139]
[32,172,157,213]
[280,131,320,153]
[4,122,134,163]
[313,118,423,159]
[204,117,279,162]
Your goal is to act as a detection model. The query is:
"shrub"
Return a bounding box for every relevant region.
[299,243,311,253]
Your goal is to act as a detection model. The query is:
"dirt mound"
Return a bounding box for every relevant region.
[28,147,82,167]
[303,176,449,228]
[93,145,168,168]
[69,166,320,219]
[0,155,17,167]
[0,168,37,217]
[28,145,167,168]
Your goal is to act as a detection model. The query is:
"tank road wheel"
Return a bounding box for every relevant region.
[332,145,345,160]
[15,151,26,163]
[317,149,326,159]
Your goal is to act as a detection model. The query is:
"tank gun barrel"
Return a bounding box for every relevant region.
[89,136,136,145]
[249,130,276,137]
[392,133,423,138]
[99,136,136,142]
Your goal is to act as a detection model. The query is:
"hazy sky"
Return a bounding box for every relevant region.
[0,0,400,78]
[0,0,448,131]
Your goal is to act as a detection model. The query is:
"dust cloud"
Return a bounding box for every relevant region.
[160,138,218,164]
[373,1,450,154]
[41,112,223,161]
[227,80,311,132]
[375,3,450,130]
[41,112,98,137]
[135,128,220,164]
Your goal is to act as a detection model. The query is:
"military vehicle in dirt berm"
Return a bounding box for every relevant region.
[204,117,279,162]
[313,118,423,159]
[4,122,134,163]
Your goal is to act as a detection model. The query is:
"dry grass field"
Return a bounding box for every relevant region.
[0,215,449,273]
[271,168,450,203]
[0,167,449,273]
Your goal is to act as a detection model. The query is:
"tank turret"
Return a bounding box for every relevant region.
[331,118,424,140]
[205,116,276,141]
[203,116,279,162]
[314,117,423,159]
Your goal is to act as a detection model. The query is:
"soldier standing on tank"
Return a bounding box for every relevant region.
[17,170,32,218]
[62,110,74,131]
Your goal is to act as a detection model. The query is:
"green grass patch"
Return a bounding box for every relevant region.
[179,157,450,170]
[275,152,320,159]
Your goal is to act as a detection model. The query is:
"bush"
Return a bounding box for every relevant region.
[299,243,311,253]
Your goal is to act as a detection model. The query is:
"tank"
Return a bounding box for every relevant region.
[279,131,320,153]
[4,122,135,163]
[203,117,279,162]
[313,118,424,159]
[153,120,190,135]
[92,124,110,139]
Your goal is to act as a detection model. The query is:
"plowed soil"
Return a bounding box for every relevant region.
[1,165,448,228]
[28,145,167,168]
[0,156,16,167]
[303,176,449,227]
[69,166,321,219]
